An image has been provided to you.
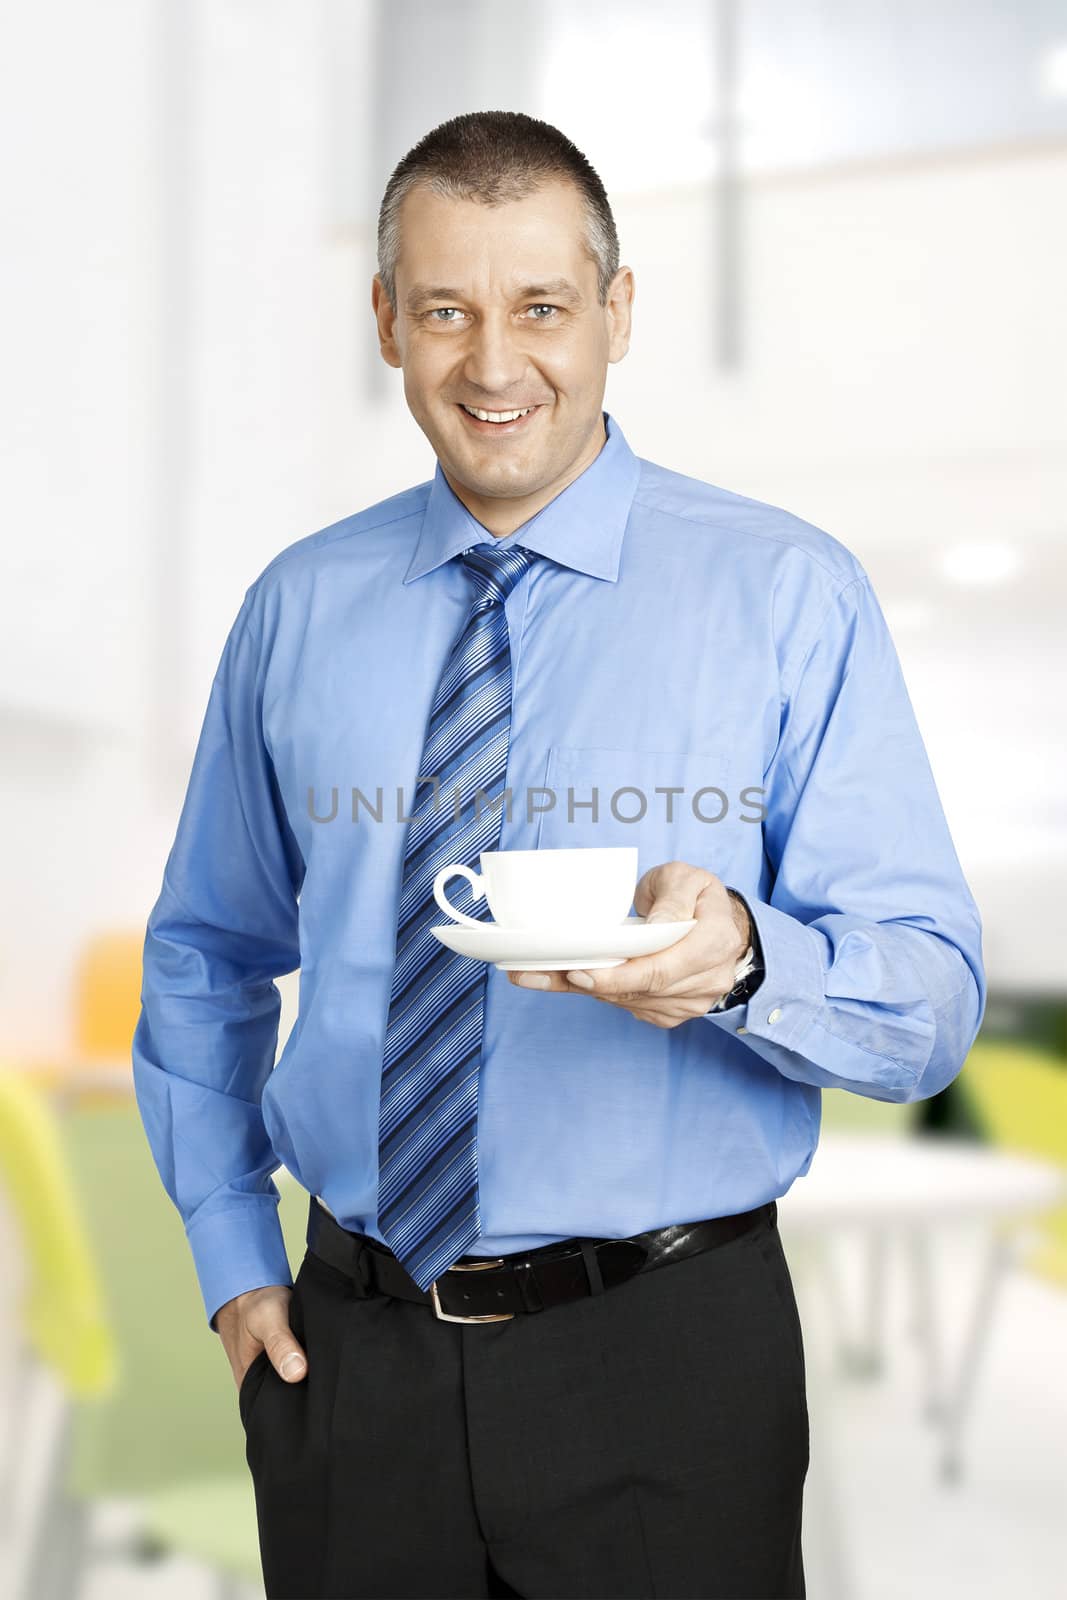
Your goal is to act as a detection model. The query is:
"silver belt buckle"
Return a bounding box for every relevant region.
[429,1257,515,1323]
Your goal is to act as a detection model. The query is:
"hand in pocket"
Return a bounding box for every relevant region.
[214,1283,308,1390]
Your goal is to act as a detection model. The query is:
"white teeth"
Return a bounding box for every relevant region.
[461,405,533,423]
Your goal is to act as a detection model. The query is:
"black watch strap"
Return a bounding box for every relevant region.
[715,890,766,1010]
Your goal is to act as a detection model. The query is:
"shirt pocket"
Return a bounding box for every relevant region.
[532,745,739,886]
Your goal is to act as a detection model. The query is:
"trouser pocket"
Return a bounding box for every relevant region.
[238,1347,272,1430]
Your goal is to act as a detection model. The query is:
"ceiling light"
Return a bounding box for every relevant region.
[1039,43,1067,98]
[938,540,1024,588]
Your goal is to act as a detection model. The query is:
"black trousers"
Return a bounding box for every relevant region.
[238,1204,808,1599]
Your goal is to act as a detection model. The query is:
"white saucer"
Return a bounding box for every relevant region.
[429,915,697,971]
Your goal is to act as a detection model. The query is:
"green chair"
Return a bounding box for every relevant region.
[0,1066,117,1571]
[0,1069,116,1394]
[957,1039,1067,1285]
[0,1078,307,1599]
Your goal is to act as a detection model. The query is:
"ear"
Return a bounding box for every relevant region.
[371,275,402,369]
[605,266,634,364]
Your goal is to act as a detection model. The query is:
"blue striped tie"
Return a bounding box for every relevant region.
[378,541,537,1291]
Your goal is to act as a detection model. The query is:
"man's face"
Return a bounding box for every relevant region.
[373,179,632,512]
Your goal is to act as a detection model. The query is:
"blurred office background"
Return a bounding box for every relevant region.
[1,1,1065,1596]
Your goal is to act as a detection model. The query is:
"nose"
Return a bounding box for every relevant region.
[461,310,529,398]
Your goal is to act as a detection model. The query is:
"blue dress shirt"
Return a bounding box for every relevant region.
[132,412,986,1329]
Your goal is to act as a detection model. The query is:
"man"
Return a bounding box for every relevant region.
[132,111,985,1600]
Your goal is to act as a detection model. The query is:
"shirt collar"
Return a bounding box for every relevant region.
[402,411,641,585]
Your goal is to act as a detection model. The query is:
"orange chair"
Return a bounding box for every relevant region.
[18,930,145,1104]
[73,930,145,1063]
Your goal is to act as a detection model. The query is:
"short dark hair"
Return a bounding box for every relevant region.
[377,110,620,309]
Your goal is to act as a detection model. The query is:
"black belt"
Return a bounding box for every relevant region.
[305,1195,776,1323]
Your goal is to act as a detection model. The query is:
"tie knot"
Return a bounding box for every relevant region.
[460,543,536,606]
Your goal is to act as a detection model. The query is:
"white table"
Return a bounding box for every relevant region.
[777,1133,1067,1597]
[779,1131,1066,1473]
[781,1132,1065,1231]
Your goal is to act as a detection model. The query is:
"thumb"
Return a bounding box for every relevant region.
[645,902,685,924]
[277,1345,307,1382]
[262,1319,307,1382]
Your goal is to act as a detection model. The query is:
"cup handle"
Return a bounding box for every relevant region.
[432,864,488,929]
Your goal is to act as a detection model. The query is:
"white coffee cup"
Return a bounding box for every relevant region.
[433,846,638,931]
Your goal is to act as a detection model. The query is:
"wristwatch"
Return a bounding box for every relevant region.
[707,890,765,1013]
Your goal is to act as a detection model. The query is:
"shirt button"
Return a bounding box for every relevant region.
[767,1008,782,1025]
[736,1025,748,1035]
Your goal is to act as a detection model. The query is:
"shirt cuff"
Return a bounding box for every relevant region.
[186,1198,295,1332]
[701,893,825,1047]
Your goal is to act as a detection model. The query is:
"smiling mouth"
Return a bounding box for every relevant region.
[458,403,538,424]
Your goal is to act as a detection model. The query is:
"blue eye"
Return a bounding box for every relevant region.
[528,304,558,319]
[430,308,461,322]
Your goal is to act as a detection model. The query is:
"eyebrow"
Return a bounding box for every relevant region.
[404,278,584,313]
